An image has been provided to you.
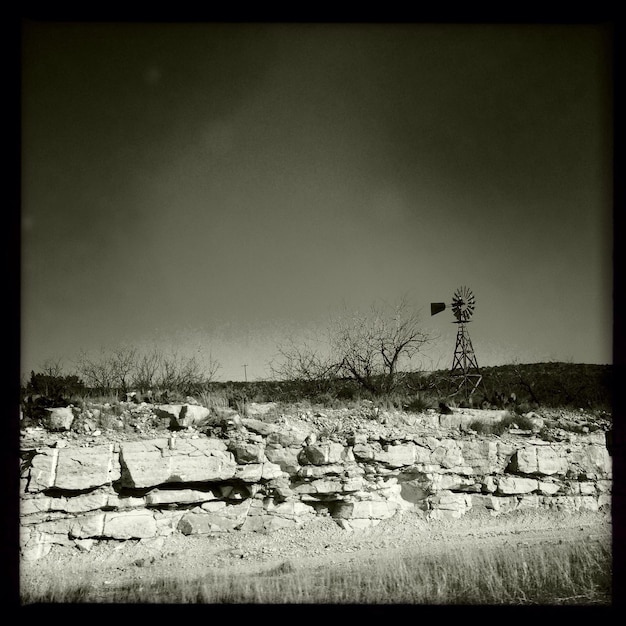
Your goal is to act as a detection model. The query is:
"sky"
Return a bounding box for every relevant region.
[20,21,613,382]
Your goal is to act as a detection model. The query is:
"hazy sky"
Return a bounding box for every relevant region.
[21,21,613,382]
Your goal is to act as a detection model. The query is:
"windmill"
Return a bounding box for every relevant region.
[431,286,483,399]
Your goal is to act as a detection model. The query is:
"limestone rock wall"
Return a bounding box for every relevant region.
[20,426,611,560]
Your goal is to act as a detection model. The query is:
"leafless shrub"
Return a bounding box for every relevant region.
[39,358,65,379]
[132,348,163,392]
[110,346,138,395]
[74,346,220,398]
[271,297,436,397]
[333,297,435,395]
[75,348,117,395]
[156,351,215,397]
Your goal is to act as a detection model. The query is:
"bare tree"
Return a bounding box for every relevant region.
[75,348,116,394]
[156,350,220,396]
[110,346,138,395]
[201,352,221,385]
[132,348,163,392]
[75,346,136,396]
[40,358,65,379]
[333,298,434,394]
[32,358,67,397]
[75,346,220,399]
[271,298,436,396]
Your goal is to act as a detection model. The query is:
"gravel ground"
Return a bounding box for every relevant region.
[20,507,611,601]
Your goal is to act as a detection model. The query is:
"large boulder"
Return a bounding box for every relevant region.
[69,513,106,539]
[429,491,473,511]
[496,477,539,495]
[265,477,294,501]
[537,481,561,496]
[241,418,278,437]
[54,444,121,490]
[155,404,211,429]
[459,440,499,473]
[266,423,312,448]
[179,405,211,427]
[374,444,418,468]
[120,439,237,488]
[428,440,464,469]
[234,463,263,482]
[398,475,431,503]
[21,496,54,516]
[228,441,265,464]
[496,441,516,460]
[507,446,567,476]
[299,442,345,466]
[21,535,54,561]
[261,461,285,480]
[27,449,58,492]
[565,444,612,479]
[103,510,157,539]
[431,473,478,492]
[43,407,75,431]
[154,404,185,427]
[264,445,300,474]
[352,443,376,461]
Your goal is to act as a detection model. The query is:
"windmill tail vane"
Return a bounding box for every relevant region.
[431,285,483,399]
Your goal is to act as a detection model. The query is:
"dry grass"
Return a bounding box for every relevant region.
[22,539,610,605]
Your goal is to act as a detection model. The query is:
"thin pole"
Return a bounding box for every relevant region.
[243,364,248,383]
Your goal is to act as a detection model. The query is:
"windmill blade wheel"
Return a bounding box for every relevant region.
[451,285,476,321]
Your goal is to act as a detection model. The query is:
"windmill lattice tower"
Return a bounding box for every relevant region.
[431,286,483,399]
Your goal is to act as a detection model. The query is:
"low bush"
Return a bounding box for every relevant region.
[469,412,536,436]
[403,392,437,413]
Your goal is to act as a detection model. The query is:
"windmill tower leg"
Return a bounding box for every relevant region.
[449,322,482,400]
[431,286,482,403]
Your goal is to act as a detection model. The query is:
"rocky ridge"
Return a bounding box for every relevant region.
[20,402,612,561]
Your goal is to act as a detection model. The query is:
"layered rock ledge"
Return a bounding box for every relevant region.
[20,413,611,561]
